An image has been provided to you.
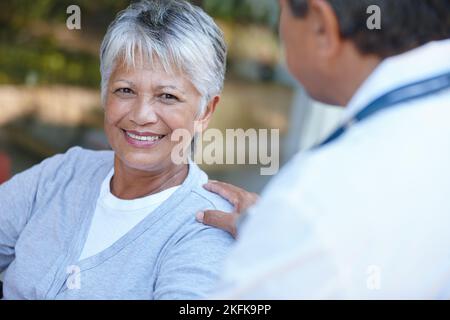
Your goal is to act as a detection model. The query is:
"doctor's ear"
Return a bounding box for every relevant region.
[196,95,220,132]
[308,0,341,58]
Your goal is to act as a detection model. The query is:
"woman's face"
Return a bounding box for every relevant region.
[104,59,204,172]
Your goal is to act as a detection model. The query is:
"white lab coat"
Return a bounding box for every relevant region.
[217,39,450,299]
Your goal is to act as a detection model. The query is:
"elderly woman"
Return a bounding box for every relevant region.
[0,0,234,299]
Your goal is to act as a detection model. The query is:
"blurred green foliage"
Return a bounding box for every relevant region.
[0,41,101,87]
[0,0,278,88]
[203,0,278,26]
[0,0,130,87]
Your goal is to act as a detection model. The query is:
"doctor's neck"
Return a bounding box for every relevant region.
[314,42,382,107]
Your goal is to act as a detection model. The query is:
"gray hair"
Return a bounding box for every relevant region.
[99,0,227,114]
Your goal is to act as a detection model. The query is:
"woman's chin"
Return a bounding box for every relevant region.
[117,152,170,172]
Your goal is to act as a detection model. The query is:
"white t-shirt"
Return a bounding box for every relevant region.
[79,169,180,261]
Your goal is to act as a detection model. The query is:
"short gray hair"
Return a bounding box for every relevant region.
[99,0,227,113]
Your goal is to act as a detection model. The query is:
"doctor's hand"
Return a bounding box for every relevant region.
[196,180,259,238]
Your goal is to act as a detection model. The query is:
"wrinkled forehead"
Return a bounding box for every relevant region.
[110,50,199,95]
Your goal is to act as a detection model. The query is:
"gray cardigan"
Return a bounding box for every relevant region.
[0,147,234,299]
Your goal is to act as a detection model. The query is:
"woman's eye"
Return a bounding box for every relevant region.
[114,88,134,95]
[161,93,178,101]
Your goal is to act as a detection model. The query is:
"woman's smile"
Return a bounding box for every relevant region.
[122,129,167,148]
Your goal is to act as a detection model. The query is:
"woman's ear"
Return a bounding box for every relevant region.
[196,95,220,132]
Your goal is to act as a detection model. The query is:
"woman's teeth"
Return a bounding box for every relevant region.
[126,131,163,142]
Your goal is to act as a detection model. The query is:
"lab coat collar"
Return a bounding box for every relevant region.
[342,39,450,124]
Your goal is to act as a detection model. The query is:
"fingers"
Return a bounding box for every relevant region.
[203,180,260,214]
[196,210,238,238]
[203,180,240,206]
[205,180,237,192]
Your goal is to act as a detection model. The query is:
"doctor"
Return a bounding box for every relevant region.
[197,0,450,298]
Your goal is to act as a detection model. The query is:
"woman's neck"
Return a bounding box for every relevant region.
[111,157,189,200]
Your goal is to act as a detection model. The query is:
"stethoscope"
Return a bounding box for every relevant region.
[316,71,450,148]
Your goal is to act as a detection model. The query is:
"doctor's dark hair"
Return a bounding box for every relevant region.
[287,0,450,58]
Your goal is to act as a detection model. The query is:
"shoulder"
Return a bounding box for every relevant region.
[167,164,235,245]
[57,146,113,166]
[11,146,115,193]
[191,187,234,213]
[188,165,234,213]
[38,146,113,177]
[3,146,112,182]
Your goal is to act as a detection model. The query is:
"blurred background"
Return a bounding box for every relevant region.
[0,0,343,193]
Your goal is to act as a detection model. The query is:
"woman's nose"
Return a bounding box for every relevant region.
[129,94,158,125]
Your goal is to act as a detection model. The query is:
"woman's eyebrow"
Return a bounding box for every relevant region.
[114,79,135,86]
[112,81,187,94]
[156,85,186,94]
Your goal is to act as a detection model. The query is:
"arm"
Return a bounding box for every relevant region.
[196,180,259,238]
[0,162,43,272]
[153,226,234,299]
